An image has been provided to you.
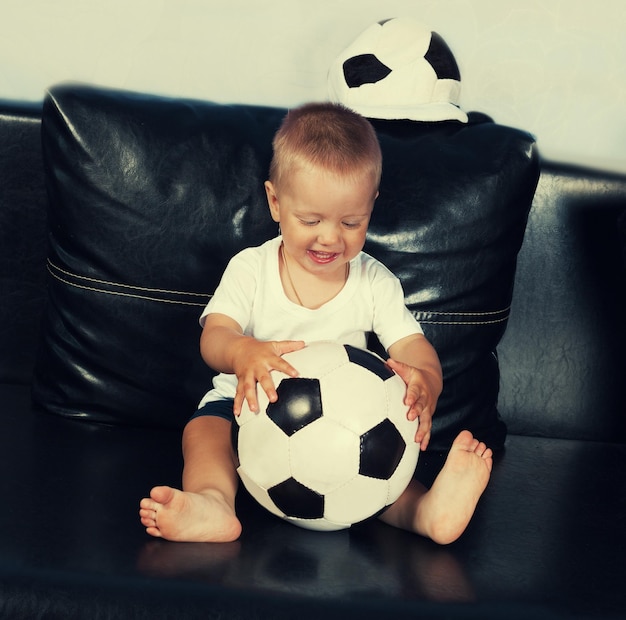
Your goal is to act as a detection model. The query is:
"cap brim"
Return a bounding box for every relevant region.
[341,101,468,123]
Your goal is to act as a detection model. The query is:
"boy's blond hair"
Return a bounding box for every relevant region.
[269,102,382,190]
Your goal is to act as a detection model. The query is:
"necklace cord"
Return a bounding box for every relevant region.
[280,243,349,308]
[281,243,304,306]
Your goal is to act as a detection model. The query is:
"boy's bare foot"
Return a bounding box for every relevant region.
[417,430,493,545]
[139,486,242,543]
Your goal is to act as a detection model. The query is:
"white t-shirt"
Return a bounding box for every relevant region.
[198,236,422,406]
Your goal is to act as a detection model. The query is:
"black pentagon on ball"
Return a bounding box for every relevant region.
[267,378,323,436]
[359,419,406,479]
[268,478,325,519]
[344,345,394,381]
[425,32,461,81]
[343,53,392,88]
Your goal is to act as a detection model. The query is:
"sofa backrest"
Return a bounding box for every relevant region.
[498,162,626,441]
[1,87,624,445]
[0,102,48,384]
[29,84,544,451]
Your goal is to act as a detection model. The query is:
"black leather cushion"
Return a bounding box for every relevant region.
[33,84,538,450]
[368,117,539,449]
[33,85,282,428]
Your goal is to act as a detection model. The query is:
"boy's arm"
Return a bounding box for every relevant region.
[387,333,443,450]
[200,313,304,415]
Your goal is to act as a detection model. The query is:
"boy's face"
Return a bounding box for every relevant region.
[265,165,378,279]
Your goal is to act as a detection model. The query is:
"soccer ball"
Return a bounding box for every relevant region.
[327,17,468,123]
[233,341,420,531]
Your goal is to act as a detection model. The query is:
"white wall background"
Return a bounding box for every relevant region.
[2,0,625,172]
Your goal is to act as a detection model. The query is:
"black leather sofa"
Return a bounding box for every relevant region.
[1,84,625,620]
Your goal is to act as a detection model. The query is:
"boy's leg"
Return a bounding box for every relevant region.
[379,430,493,545]
[139,415,242,543]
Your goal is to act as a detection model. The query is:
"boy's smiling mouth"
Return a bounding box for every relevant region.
[307,250,340,264]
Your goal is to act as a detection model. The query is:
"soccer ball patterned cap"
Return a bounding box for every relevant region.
[328,17,468,123]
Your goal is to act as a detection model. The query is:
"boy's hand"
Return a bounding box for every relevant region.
[231,338,305,415]
[386,358,439,451]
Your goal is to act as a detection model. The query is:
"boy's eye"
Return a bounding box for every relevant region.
[299,219,319,226]
[343,221,362,229]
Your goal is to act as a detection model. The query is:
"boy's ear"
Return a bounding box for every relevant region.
[265,180,281,223]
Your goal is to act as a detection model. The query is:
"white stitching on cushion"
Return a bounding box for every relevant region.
[47,259,211,307]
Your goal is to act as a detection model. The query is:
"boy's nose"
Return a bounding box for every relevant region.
[318,223,341,245]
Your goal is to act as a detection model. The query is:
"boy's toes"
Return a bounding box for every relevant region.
[150,485,175,505]
[140,497,157,512]
[451,429,475,449]
[139,503,158,522]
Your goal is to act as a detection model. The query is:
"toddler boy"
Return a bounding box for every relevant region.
[139,102,492,544]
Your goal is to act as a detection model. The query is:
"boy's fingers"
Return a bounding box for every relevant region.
[272,341,304,377]
[387,357,436,450]
[258,373,278,404]
[274,339,306,355]
[233,387,244,416]
[405,384,422,407]
[415,428,431,450]
[237,370,262,413]
[386,357,409,379]
[274,358,299,378]
[235,341,306,415]
[406,390,428,420]
[409,404,432,449]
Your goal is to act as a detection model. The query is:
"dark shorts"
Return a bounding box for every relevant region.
[189,399,235,423]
